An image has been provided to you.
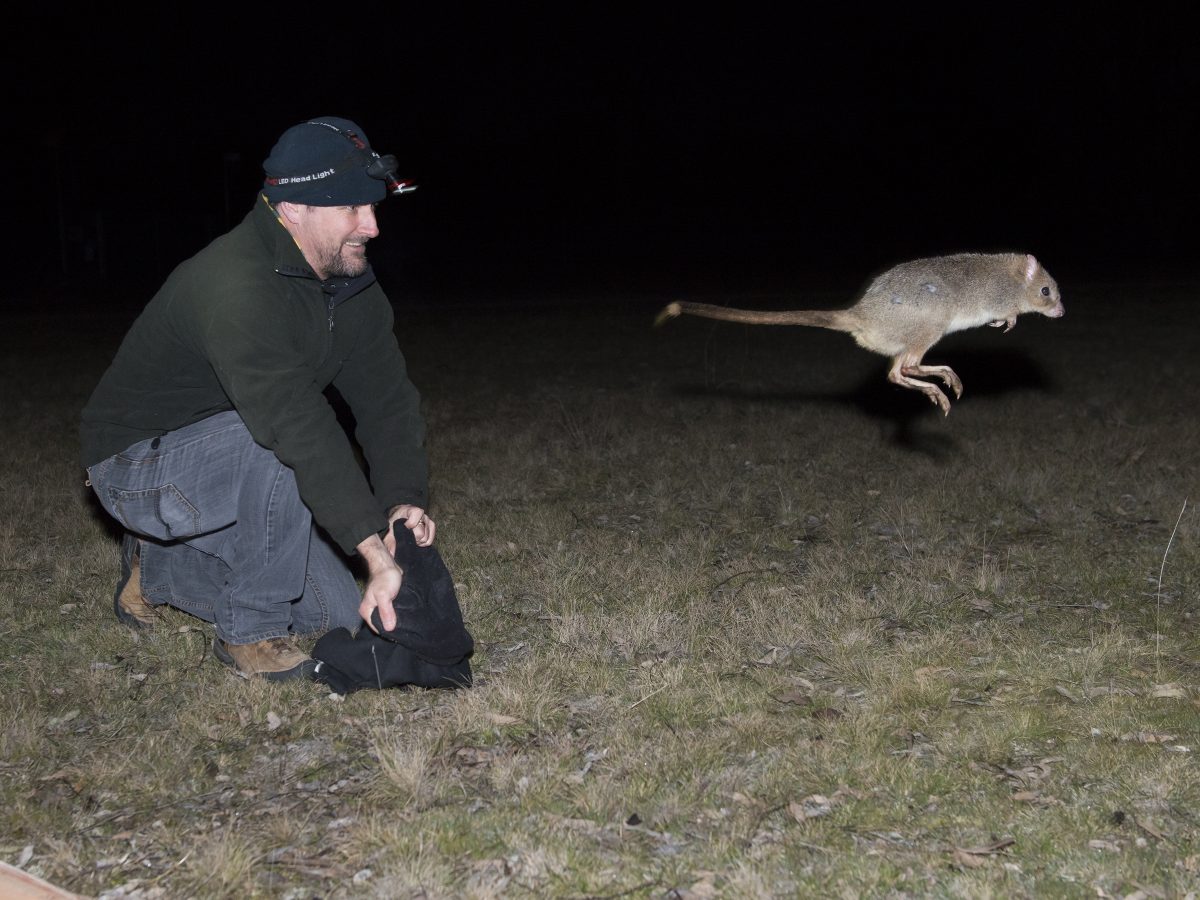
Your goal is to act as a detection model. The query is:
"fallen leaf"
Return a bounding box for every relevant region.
[953,848,988,868]
[956,838,1015,856]
[1088,839,1121,852]
[1134,817,1168,841]
[487,713,523,726]
[754,647,788,666]
[38,768,81,785]
[1149,683,1188,699]
[1120,731,1178,744]
[1085,685,1130,698]
[788,795,833,822]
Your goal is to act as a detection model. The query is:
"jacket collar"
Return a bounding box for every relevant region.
[252,194,378,304]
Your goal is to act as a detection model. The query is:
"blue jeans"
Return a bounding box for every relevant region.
[86,411,362,644]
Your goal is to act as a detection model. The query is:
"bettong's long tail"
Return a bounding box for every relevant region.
[654,300,847,330]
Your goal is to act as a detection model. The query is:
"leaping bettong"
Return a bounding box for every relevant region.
[655,252,1064,415]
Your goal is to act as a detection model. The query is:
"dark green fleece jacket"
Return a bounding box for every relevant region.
[80,196,429,555]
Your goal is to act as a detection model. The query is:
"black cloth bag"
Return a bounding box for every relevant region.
[311,522,473,694]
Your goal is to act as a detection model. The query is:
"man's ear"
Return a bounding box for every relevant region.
[275,201,304,225]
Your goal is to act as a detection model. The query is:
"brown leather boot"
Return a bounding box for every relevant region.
[113,534,162,629]
[212,636,317,681]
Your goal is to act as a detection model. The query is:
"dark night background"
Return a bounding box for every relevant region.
[5,8,1197,309]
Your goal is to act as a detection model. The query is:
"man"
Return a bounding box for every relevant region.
[80,116,434,681]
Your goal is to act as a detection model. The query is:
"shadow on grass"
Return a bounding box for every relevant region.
[671,347,1058,459]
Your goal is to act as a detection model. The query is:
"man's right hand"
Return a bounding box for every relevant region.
[355,533,402,633]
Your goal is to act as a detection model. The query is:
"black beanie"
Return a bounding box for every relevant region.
[262,116,388,206]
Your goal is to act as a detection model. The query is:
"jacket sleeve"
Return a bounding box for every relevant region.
[332,292,430,512]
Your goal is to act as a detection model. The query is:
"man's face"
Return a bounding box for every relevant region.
[290,204,380,279]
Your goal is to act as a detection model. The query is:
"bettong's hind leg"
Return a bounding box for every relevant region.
[887,354,961,416]
[901,363,963,399]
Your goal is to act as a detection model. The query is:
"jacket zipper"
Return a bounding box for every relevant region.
[327,296,335,332]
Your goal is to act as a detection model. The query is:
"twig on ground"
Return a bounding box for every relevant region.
[1155,498,1188,682]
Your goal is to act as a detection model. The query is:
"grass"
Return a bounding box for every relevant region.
[1,276,1198,898]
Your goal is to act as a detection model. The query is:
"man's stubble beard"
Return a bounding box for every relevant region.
[319,242,369,279]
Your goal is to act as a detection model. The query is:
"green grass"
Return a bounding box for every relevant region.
[1,278,1198,898]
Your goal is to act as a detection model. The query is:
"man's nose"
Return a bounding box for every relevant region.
[357,206,380,237]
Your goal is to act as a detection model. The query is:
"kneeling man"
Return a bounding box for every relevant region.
[81,116,434,680]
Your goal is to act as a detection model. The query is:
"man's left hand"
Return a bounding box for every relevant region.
[384,504,435,556]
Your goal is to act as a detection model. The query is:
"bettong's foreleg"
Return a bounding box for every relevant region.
[990,315,1016,332]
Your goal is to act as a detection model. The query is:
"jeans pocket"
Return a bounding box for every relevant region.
[108,484,201,540]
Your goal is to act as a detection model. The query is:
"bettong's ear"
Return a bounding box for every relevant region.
[1024,254,1039,282]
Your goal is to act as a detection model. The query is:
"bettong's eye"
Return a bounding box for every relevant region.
[1040,286,1051,297]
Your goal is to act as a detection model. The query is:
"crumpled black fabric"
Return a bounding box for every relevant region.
[311,522,473,694]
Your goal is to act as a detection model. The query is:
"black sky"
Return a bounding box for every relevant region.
[9,8,1198,303]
